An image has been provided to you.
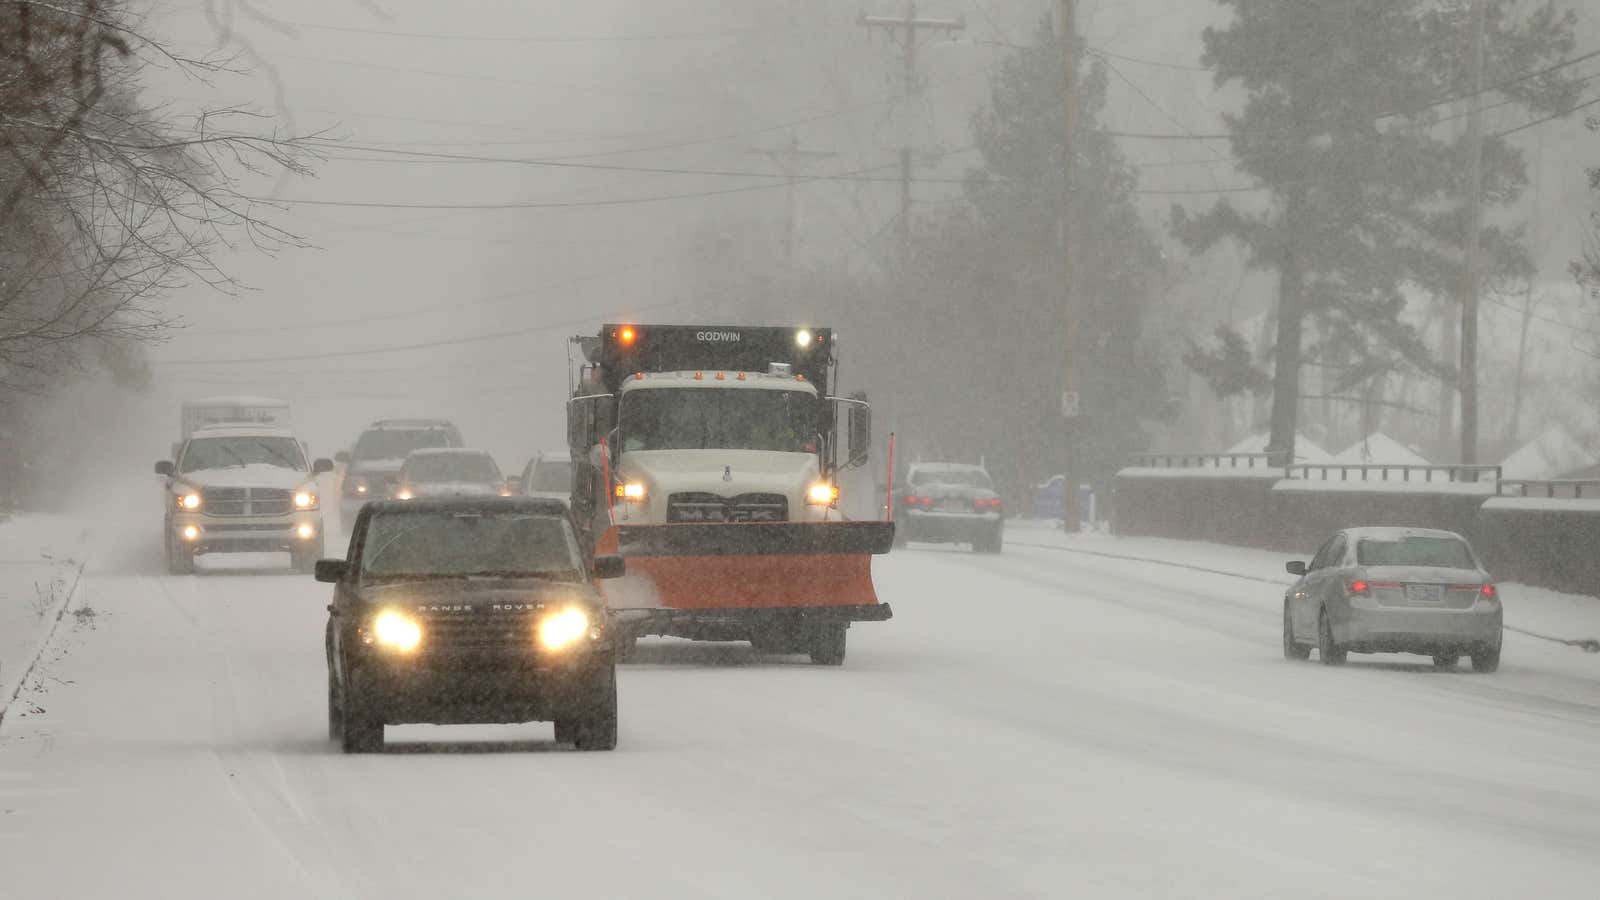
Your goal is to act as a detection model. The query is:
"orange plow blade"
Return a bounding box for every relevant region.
[596,522,894,611]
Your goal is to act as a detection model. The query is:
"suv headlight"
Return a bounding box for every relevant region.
[538,608,591,651]
[366,610,422,652]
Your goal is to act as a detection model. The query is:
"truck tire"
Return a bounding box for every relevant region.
[809,623,848,666]
[340,696,384,753]
[568,666,618,751]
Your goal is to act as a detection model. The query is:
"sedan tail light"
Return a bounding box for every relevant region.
[974,498,1003,510]
[1481,583,1497,599]
[1347,580,1370,595]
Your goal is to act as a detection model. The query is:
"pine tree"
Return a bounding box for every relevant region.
[1174,0,1578,461]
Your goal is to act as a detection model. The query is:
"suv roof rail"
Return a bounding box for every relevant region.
[367,418,456,429]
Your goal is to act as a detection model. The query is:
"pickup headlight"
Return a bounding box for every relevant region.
[806,482,839,506]
[294,489,318,510]
[538,607,591,651]
[366,610,422,652]
[175,491,201,511]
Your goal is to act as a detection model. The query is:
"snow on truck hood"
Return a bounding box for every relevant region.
[178,465,313,489]
[618,449,819,493]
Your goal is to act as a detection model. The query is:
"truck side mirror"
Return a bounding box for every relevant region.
[312,458,335,475]
[847,404,871,468]
[154,460,174,477]
[334,450,351,464]
[567,394,616,455]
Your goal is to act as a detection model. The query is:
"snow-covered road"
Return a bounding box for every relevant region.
[2,520,1597,899]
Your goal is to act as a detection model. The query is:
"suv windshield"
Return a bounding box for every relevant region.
[404,453,500,484]
[1356,536,1476,569]
[361,511,583,580]
[530,459,572,492]
[913,468,992,488]
[353,429,451,462]
[180,436,305,473]
[621,388,815,452]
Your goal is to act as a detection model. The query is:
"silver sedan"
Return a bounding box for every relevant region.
[1283,527,1503,672]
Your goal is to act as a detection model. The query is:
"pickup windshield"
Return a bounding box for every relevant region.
[361,511,583,581]
[180,436,305,473]
[620,387,816,453]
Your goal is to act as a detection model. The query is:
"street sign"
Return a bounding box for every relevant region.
[1060,390,1081,419]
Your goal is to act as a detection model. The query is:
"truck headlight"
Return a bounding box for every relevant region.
[806,482,839,506]
[615,482,646,502]
[368,610,422,652]
[538,608,590,651]
[294,490,318,509]
[176,492,201,511]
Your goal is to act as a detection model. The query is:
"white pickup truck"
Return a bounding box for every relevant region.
[156,424,333,574]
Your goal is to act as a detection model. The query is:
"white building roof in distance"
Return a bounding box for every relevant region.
[1332,433,1431,467]
[1225,432,1333,462]
[1500,423,1600,480]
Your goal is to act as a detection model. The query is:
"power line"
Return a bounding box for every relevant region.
[206,8,850,44]
[153,298,693,367]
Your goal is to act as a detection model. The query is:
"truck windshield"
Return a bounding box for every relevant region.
[353,429,450,462]
[621,388,815,452]
[404,454,500,484]
[361,511,583,580]
[180,437,305,473]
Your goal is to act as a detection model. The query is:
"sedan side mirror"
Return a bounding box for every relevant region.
[334,450,351,464]
[593,555,626,579]
[312,458,335,475]
[314,559,349,583]
[154,460,174,477]
[1285,561,1307,576]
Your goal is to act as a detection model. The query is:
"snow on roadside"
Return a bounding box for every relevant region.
[1004,519,1600,653]
[0,514,88,723]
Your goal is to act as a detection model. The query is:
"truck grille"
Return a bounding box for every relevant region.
[202,487,294,517]
[667,492,788,523]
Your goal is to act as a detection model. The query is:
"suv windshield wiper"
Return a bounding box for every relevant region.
[361,572,470,583]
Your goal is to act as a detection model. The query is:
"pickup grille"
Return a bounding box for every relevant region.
[667,492,788,523]
[202,487,294,517]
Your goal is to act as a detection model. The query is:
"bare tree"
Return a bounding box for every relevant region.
[0,0,315,395]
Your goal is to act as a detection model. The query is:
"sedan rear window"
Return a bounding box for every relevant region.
[912,469,992,488]
[404,454,500,484]
[1356,537,1475,569]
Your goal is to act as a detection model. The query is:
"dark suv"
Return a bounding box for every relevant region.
[318,497,624,753]
[336,419,464,524]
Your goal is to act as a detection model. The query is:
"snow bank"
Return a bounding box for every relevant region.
[0,515,87,722]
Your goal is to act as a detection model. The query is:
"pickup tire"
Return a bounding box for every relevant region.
[165,534,195,576]
[809,623,848,666]
[292,549,318,575]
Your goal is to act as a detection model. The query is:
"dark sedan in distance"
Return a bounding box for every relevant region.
[1283,527,1503,672]
[319,497,624,753]
[894,462,1004,553]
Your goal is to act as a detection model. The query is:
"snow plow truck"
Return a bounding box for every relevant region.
[567,324,894,665]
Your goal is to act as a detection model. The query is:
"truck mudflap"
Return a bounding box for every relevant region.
[595,521,895,612]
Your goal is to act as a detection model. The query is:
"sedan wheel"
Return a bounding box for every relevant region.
[1282,603,1310,661]
[1316,609,1346,666]
[1471,643,1501,674]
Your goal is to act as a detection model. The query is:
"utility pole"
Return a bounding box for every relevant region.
[1055,0,1082,529]
[1460,0,1487,466]
[749,136,838,266]
[858,2,964,266]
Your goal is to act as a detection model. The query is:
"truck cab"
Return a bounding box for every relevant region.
[156,424,333,574]
[606,369,840,527]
